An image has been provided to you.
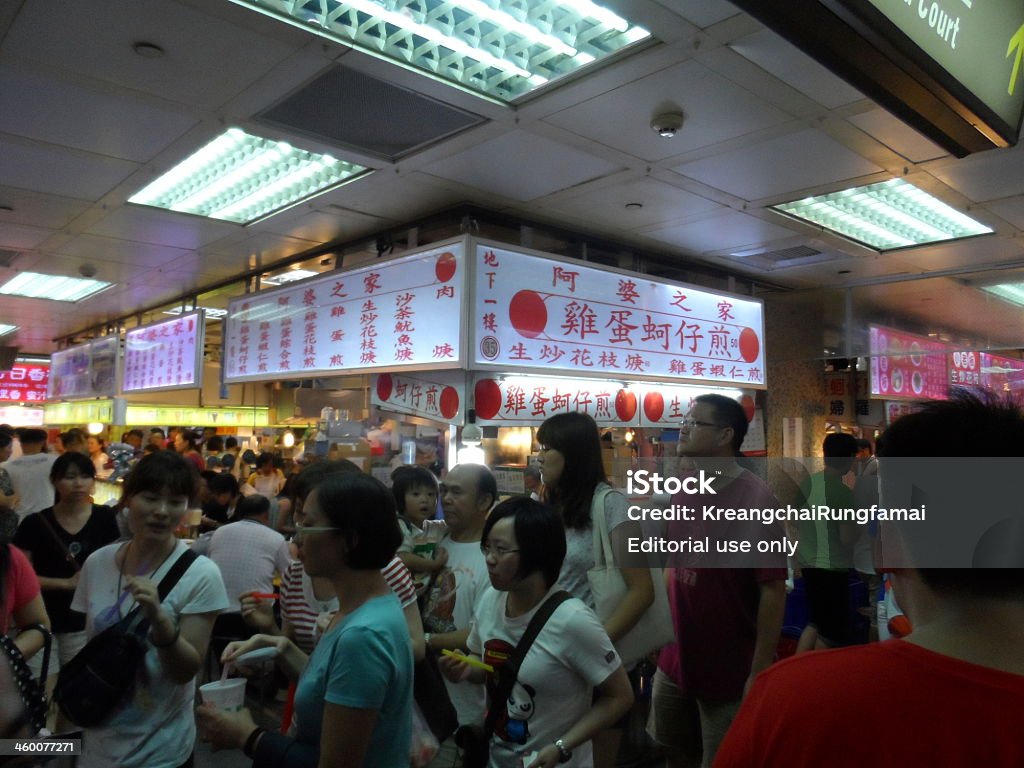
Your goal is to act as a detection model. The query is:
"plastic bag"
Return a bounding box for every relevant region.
[410,701,440,768]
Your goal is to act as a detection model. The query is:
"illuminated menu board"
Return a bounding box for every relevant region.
[869,325,949,400]
[224,244,465,383]
[0,363,48,403]
[980,352,1024,403]
[123,312,205,393]
[471,244,766,388]
[47,336,119,400]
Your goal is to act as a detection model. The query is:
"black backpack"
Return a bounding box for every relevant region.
[54,549,197,727]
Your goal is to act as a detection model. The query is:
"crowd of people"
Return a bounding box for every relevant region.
[0,391,1020,767]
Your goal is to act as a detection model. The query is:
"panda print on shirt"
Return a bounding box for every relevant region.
[503,681,536,745]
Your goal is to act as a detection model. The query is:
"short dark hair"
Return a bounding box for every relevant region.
[878,390,1024,600]
[50,451,95,482]
[313,473,402,569]
[450,463,497,510]
[177,430,200,450]
[208,473,239,498]
[127,429,145,440]
[236,494,270,519]
[122,451,199,505]
[291,459,362,504]
[823,432,858,472]
[0,433,11,450]
[255,452,276,470]
[206,436,224,453]
[695,394,748,452]
[390,465,438,514]
[19,428,47,446]
[150,428,165,437]
[225,436,238,449]
[536,412,606,529]
[855,438,873,454]
[482,496,566,588]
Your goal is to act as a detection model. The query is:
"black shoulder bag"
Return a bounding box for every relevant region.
[54,548,198,727]
[458,590,572,768]
[0,624,52,737]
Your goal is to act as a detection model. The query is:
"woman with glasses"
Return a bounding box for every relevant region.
[198,472,413,768]
[535,412,654,768]
[442,496,633,767]
[71,450,229,768]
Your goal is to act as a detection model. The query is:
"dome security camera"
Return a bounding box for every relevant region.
[651,112,684,138]
[78,264,97,278]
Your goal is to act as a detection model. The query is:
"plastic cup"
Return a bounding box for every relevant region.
[199,678,246,712]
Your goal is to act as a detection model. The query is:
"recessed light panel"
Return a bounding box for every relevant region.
[163,306,228,319]
[0,324,17,336]
[129,128,369,224]
[229,0,649,102]
[981,283,1024,307]
[261,269,319,286]
[0,272,113,303]
[771,179,993,251]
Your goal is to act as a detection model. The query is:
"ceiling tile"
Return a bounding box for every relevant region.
[652,0,739,28]
[0,64,197,163]
[641,210,798,253]
[984,196,1024,230]
[202,232,320,265]
[543,60,791,162]
[928,145,1024,202]
[0,137,137,200]
[0,187,92,230]
[673,128,882,201]
[847,108,947,164]
[86,206,238,250]
[540,178,723,231]
[0,222,52,250]
[423,131,620,202]
[729,28,863,109]
[254,207,385,244]
[54,233,190,266]
[3,0,302,109]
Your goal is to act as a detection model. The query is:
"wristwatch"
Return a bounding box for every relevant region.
[424,632,433,650]
[554,739,572,763]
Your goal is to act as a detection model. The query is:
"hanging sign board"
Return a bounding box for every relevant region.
[372,370,467,425]
[224,242,465,383]
[123,312,205,393]
[471,243,766,388]
[0,363,49,403]
[47,335,119,401]
[869,325,949,400]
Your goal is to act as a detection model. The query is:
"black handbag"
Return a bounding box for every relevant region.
[54,549,197,727]
[414,649,459,743]
[0,624,51,737]
[458,591,572,768]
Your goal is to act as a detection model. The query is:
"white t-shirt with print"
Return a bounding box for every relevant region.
[419,519,488,726]
[557,484,629,609]
[71,540,229,768]
[468,586,622,768]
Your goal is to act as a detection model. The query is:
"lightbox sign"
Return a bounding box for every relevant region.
[372,371,466,425]
[123,312,205,393]
[47,336,119,401]
[224,243,465,383]
[869,325,949,400]
[471,244,766,388]
[0,363,49,403]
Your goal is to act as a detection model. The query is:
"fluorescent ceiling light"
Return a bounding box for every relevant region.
[981,283,1024,307]
[162,306,228,319]
[261,269,319,286]
[0,272,113,303]
[228,0,650,102]
[129,128,369,225]
[0,324,17,336]
[771,179,993,251]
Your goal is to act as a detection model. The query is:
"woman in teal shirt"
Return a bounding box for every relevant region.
[198,472,413,768]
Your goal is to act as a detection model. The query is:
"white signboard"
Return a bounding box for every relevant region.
[372,370,466,425]
[47,335,119,400]
[0,406,44,426]
[474,374,751,428]
[123,312,205,393]
[224,243,465,382]
[471,244,766,387]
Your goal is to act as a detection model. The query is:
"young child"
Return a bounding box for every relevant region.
[391,465,447,593]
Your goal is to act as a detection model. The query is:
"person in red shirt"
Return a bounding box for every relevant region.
[715,391,1024,768]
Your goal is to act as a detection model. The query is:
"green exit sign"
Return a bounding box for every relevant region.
[732,0,1024,156]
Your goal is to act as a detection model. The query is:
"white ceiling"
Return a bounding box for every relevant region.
[1,0,1023,360]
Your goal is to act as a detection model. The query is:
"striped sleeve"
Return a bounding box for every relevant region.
[279,560,318,654]
[381,556,417,609]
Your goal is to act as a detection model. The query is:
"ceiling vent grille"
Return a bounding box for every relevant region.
[721,244,844,272]
[257,65,485,162]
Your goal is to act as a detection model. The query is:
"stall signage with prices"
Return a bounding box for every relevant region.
[980,352,1024,402]
[869,325,949,400]
[949,350,981,388]
[493,466,526,495]
[224,244,465,383]
[47,336,119,401]
[125,405,270,427]
[0,406,43,426]
[123,312,204,393]
[44,399,114,425]
[473,374,749,427]
[372,371,466,425]
[886,401,923,424]
[471,245,766,387]
[0,363,48,403]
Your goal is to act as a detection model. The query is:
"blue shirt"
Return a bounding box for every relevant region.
[294,593,413,767]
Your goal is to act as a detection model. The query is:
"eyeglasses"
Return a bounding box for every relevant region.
[680,418,723,430]
[480,544,520,558]
[294,522,341,537]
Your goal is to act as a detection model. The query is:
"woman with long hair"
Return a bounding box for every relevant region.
[535,412,654,766]
[441,496,633,767]
[71,450,228,768]
[197,471,414,768]
[13,452,120,728]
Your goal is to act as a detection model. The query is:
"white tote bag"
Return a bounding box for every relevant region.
[587,486,675,667]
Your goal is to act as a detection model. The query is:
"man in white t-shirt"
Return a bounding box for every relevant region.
[2,428,56,521]
[421,463,495,728]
